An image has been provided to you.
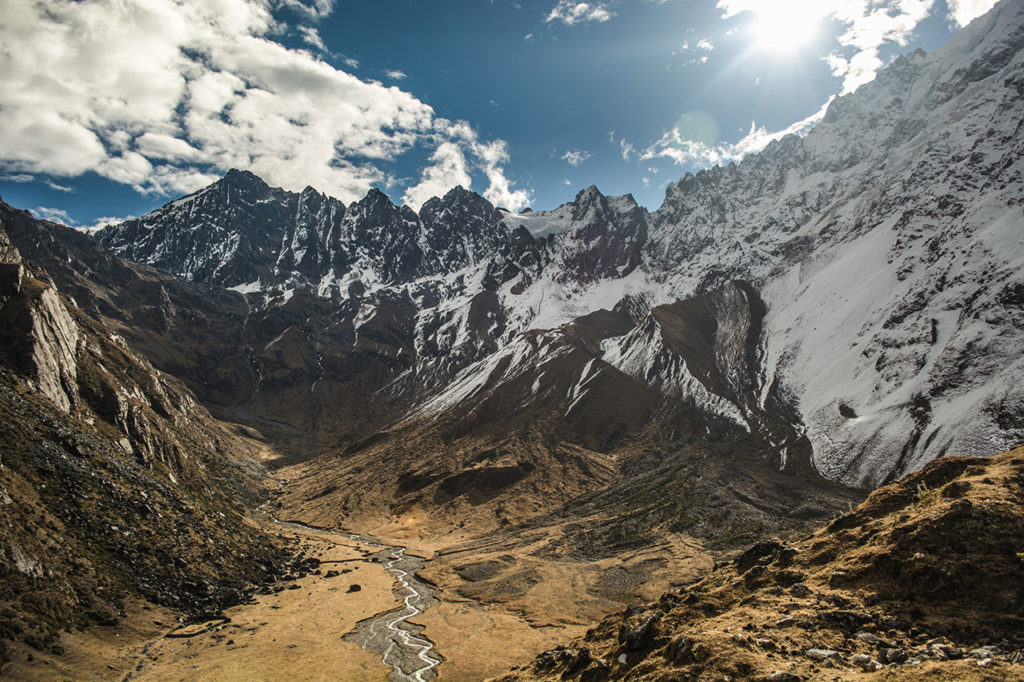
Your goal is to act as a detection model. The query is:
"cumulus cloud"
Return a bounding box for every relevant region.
[673,37,715,66]
[561,149,592,166]
[401,120,532,212]
[402,142,472,209]
[83,215,138,233]
[273,0,336,20]
[0,0,529,208]
[385,69,408,80]
[641,99,829,167]
[473,139,533,211]
[545,1,614,25]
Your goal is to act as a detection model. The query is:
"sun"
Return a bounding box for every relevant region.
[750,3,822,53]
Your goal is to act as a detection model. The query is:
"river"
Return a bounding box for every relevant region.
[273,519,442,681]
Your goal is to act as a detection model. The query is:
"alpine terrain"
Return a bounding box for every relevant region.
[1,0,1023,679]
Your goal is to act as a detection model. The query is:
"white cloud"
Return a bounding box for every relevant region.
[273,0,335,20]
[608,132,635,161]
[545,1,614,25]
[641,99,829,167]
[474,139,533,211]
[20,200,132,233]
[297,25,327,52]
[1,174,35,184]
[0,0,529,208]
[401,121,532,212]
[402,142,472,210]
[674,36,715,66]
[82,215,137,233]
[562,149,592,166]
[31,206,75,225]
[385,69,408,80]
[946,0,998,27]
[44,180,74,193]
[135,133,204,162]
[619,138,635,161]
[717,0,935,94]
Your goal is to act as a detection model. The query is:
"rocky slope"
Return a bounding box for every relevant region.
[0,1,1019,678]
[4,201,861,573]
[94,0,1024,495]
[496,444,1024,681]
[0,222,299,666]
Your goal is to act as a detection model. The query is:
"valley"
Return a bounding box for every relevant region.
[6,521,399,681]
[1,0,1023,679]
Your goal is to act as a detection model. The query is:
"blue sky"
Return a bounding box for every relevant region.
[0,0,997,228]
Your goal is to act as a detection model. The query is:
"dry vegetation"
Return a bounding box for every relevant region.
[497,445,1024,681]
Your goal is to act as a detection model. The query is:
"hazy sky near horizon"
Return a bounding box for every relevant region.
[0,0,998,228]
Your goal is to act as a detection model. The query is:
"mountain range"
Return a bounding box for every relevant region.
[93,0,1024,491]
[0,0,1022,678]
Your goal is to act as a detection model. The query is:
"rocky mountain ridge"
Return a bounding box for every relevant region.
[94,0,1024,489]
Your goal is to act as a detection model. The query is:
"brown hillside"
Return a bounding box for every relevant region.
[496,445,1024,681]
[0,226,299,669]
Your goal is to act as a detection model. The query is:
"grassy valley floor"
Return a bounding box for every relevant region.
[6,524,395,681]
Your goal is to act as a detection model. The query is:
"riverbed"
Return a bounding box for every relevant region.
[344,544,442,682]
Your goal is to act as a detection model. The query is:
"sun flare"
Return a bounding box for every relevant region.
[751,3,821,52]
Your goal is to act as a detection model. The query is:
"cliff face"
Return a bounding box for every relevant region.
[0,228,78,412]
[0,220,296,664]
